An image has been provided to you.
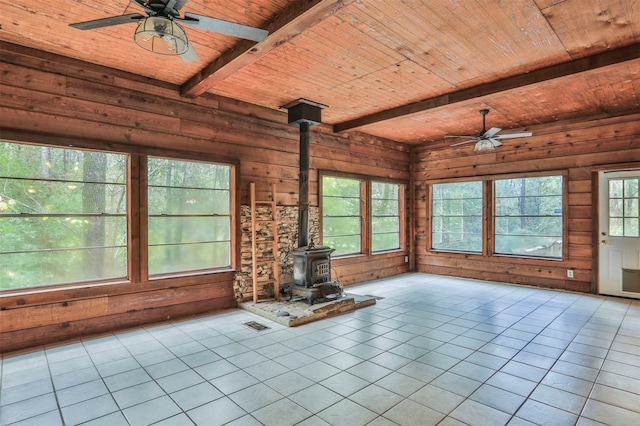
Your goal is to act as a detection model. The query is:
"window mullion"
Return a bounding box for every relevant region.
[131,154,146,283]
[485,180,493,257]
[140,154,149,282]
[362,179,369,255]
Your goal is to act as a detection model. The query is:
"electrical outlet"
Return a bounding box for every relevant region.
[567,269,574,278]
[404,255,409,263]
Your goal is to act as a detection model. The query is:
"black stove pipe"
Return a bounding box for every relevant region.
[298,121,310,248]
[283,99,325,249]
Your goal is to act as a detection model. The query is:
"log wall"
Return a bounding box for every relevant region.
[0,46,410,352]
[414,111,640,293]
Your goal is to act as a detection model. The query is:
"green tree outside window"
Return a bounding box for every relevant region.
[0,142,127,289]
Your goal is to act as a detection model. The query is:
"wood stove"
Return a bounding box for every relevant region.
[293,243,333,287]
[283,99,342,305]
[289,241,342,305]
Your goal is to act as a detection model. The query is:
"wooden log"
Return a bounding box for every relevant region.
[1,298,235,353]
[1,281,234,332]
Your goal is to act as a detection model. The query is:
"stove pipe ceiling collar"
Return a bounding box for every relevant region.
[282,99,327,127]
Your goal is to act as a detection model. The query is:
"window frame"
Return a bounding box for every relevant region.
[0,144,129,289]
[320,175,364,256]
[0,139,239,294]
[371,181,404,253]
[320,171,406,258]
[430,180,484,254]
[145,156,235,279]
[493,175,565,259]
[428,170,568,261]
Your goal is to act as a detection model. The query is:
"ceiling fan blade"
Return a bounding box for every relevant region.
[173,0,188,10]
[69,13,145,30]
[494,132,533,139]
[180,13,268,42]
[445,135,476,139]
[483,127,501,138]
[174,0,189,11]
[164,0,178,13]
[181,45,200,62]
[451,139,477,147]
[489,138,502,147]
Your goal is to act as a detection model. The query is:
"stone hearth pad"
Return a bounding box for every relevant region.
[238,293,376,327]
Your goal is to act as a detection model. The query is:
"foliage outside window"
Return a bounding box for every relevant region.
[431,181,483,252]
[0,142,127,289]
[494,175,563,258]
[147,157,232,275]
[371,182,401,252]
[322,175,405,257]
[608,178,639,237]
[0,142,235,291]
[322,176,362,256]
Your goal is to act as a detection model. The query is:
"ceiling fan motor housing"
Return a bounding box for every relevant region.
[134,16,189,55]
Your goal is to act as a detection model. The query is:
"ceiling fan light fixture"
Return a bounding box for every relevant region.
[473,139,495,152]
[134,16,188,56]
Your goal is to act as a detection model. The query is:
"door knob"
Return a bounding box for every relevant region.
[601,240,609,245]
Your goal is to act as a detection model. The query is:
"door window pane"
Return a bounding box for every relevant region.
[609,178,640,237]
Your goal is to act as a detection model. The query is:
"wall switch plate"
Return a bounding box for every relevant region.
[567,269,574,278]
[404,256,409,263]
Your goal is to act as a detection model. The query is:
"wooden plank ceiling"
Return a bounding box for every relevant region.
[1,0,639,145]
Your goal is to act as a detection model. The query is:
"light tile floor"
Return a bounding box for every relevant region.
[2,273,640,426]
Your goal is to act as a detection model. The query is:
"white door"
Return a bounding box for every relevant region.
[598,169,640,298]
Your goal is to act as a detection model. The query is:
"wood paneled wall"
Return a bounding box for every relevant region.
[414,111,640,293]
[0,47,410,352]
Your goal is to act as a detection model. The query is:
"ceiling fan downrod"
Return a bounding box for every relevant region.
[479,109,489,134]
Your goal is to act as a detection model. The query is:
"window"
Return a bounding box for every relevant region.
[608,177,639,237]
[494,175,563,258]
[371,182,401,252]
[431,181,483,252]
[429,174,565,260]
[147,158,232,275]
[321,174,405,257]
[0,143,127,289]
[0,141,236,291]
[322,176,362,256]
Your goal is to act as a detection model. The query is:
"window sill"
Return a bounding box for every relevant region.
[429,249,483,256]
[492,253,563,262]
[372,249,406,256]
[0,269,237,309]
[427,250,564,263]
[149,268,236,282]
[0,278,130,299]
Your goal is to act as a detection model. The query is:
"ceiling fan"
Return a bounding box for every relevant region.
[446,109,533,152]
[69,0,269,62]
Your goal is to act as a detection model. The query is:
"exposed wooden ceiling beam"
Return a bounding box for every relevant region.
[333,43,640,133]
[180,0,355,98]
